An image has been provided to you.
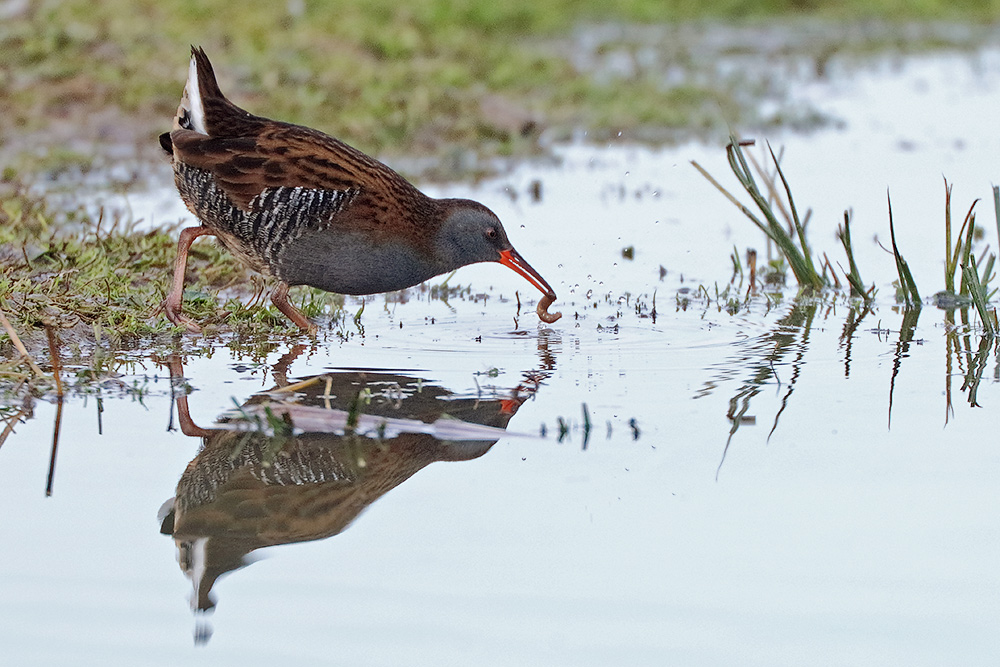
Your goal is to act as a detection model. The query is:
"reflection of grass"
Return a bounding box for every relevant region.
[960,335,994,407]
[696,296,824,475]
[887,305,921,428]
[697,288,995,455]
[944,284,997,415]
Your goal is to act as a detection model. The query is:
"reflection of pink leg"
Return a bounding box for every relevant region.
[165,355,212,438]
[273,344,309,387]
[164,226,211,333]
[271,282,317,333]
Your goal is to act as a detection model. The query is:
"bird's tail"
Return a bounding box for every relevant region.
[161,46,264,155]
[174,46,261,136]
[174,46,222,134]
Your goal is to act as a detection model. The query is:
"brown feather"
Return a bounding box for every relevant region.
[169,119,435,236]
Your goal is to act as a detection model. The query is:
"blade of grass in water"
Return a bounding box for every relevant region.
[980,254,997,302]
[958,204,978,297]
[942,179,979,297]
[939,179,997,312]
[887,191,921,309]
[767,143,821,284]
[962,255,997,336]
[944,179,955,294]
[994,185,1000,262]
[836,210,872,302]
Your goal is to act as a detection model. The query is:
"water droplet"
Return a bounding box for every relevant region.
[558,263,563,269]
[520,224,525,229]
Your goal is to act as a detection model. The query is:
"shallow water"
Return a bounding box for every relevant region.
[4,48,1000,665]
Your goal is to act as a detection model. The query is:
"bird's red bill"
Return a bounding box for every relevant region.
[499,249,555,297]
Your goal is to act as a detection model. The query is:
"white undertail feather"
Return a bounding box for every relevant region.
[174,54,208,135]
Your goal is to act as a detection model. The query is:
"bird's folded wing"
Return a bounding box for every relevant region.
[168,126,379,210]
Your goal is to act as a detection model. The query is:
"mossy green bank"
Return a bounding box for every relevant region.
[3,0,1000,177]
[0,186,343,357]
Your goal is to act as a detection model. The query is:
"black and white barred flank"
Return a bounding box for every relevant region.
[175,162,359,273]
[243,186,359,265]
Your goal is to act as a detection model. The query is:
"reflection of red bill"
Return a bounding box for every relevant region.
[500,398,521,416]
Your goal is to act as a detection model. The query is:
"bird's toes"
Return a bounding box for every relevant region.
[164,305,203,333]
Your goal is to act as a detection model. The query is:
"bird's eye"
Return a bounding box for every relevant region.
[486,227,499,240]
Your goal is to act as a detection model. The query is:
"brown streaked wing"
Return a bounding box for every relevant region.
[169,122,412,211]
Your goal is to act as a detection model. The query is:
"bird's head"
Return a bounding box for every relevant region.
[437,199,556,297]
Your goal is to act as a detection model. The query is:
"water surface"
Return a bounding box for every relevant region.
[3,45,1000,666]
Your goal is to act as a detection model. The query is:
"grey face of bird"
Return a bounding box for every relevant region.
[436,201,514,270]
[436,200,557,298]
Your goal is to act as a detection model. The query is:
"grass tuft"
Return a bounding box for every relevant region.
[0,186,344,355]
[693,137,838,292]
[935,180,996,323]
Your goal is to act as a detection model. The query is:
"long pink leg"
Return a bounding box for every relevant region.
[164,226,211,333]
[271,281,317,333]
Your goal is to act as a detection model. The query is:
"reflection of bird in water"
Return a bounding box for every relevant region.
[158,356,546,632]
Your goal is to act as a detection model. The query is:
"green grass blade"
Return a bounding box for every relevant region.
[888,191,921,309]
[944,178,954,293]
[768,143,821,288]
[994,185,1000,263]
[837,210,872,301]
[980,254,996,301]
[958,209,978,296]
[962,255,996,337]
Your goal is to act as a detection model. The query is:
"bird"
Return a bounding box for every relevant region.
[159,46,561,332]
